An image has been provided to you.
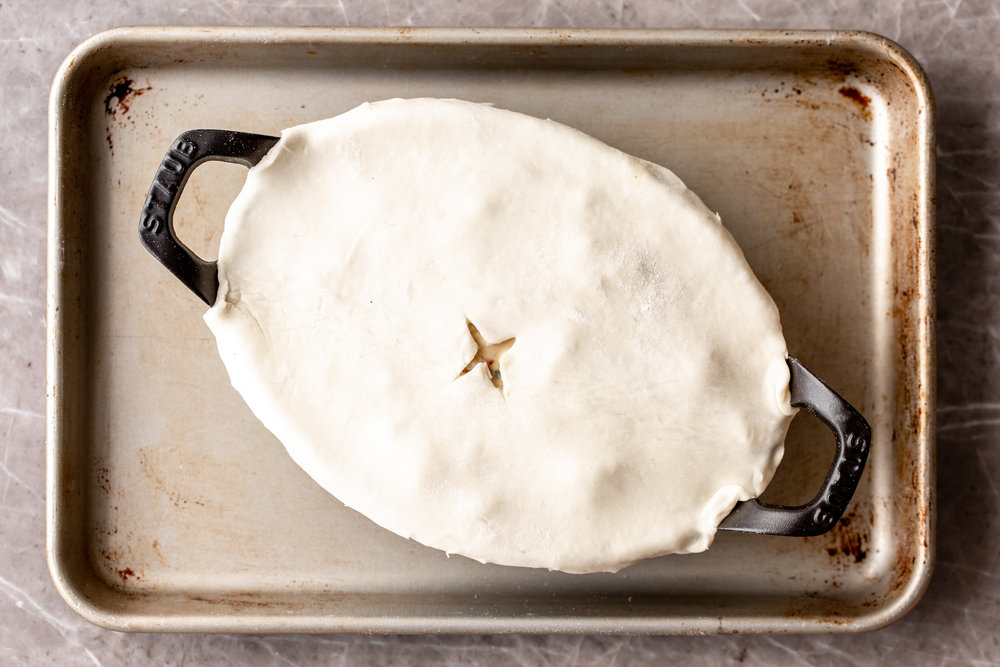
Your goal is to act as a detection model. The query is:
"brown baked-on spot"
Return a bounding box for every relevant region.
[104,77,152,117]
[839,86,871,110]
[827,59,860,80]
[824,514,868,563]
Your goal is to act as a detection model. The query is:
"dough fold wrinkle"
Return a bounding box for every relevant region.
[204,98,795,574]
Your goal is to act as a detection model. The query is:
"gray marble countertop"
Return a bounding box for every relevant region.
[2,0,998,664]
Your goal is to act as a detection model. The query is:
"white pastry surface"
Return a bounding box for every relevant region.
[204,98,794,573]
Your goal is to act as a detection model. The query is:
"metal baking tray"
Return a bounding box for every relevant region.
[47,27,935,634]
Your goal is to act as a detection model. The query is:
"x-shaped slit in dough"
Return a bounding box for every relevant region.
[457,319,516,390]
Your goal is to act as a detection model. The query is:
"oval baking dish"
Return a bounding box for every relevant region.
[139,128,872,542]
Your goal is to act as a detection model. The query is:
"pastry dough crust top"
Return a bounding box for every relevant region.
[204,98,794,573]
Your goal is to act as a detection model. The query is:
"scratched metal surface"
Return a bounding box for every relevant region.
[45,27,932,634]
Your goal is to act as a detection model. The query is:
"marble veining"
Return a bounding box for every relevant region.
[3,0,1000,664]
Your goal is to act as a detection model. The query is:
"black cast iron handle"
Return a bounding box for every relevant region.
[718,357,871,536]
[140,130,871,539]
[139,129,280,305]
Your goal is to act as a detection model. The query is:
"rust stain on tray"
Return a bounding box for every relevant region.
[100,547,144,589]
[104,76,153,154]
[138,447,208,509]
[104,76,152,117]
[827,59,860,80]
[825,514,868,563]
[839,86,872,120]
[838,86,870,108]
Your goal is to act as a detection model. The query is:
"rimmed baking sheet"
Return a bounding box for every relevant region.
[47,27,934,633]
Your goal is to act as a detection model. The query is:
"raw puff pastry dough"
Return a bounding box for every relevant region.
[204,98,795,573]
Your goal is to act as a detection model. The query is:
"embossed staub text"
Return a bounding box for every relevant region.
[140,137,198,235]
